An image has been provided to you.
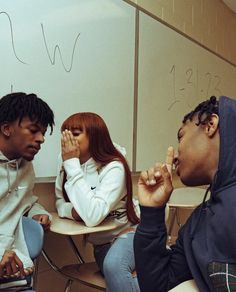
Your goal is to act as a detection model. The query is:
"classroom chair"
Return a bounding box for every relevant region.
[41,206,170,292]
[42,212,110,292]
[0,216,44,291]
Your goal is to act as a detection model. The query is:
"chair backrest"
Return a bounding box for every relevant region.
[169,187,207,208]
[22,216,44,260]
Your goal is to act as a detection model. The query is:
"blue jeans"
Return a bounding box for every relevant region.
[94,232,140,292]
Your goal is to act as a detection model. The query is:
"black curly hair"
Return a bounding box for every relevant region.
[183,96,219,126]
[0,92,54,134]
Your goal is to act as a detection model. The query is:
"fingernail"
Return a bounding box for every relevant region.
[155,171,161,177]
[149,179,156,185]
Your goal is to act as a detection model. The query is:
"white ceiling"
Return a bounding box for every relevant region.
[222,0,236,13]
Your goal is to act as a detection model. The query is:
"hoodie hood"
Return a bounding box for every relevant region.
[80,142,126,174]
[213,96,236,191]
[0,151,22,166]
[113,142,126,156]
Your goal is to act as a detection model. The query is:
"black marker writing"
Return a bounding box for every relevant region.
[0,11,27,64]
[41,23,81,73]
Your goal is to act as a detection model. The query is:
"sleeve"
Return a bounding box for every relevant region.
[0,236,14,262]
[63,158,126,227]
[27,199,52,220]
[134,205,192,292]
[55,157,74,219]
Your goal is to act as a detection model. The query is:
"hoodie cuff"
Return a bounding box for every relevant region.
[63,158,83,178]
[60,202,74,220]
[139,205,166,233]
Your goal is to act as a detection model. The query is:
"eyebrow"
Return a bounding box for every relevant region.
[31,123,47,134]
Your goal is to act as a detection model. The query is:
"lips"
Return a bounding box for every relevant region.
[174,159,180,175]
[29,146,40,153]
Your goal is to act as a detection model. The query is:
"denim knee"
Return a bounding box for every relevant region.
[103,251,121,276]
[102,233,135,277]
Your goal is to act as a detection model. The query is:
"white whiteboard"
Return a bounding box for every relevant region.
[0,0,135,177]
[136,12,236,171]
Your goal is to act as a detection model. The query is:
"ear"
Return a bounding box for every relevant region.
[0,123,11,137]
[205,114,219,137]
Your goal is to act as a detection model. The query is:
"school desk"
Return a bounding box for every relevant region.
[42,212,118,291]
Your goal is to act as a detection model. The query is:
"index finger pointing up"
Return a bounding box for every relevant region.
[166,146,174,171]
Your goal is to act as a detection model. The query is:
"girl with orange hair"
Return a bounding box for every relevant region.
[55,112,140,292]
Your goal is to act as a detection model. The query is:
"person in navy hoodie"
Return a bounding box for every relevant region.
[134,95,236,292]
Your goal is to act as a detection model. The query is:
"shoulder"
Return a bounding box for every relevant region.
[99,160,125,178]
[101,160,125,172]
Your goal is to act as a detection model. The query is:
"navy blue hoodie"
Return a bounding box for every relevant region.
[134,96,236,292]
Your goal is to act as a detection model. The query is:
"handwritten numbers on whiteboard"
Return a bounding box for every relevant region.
[168,65,222,111]
[168,65,180,110]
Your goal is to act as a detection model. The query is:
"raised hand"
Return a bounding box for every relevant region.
[138,146,174,207]
[61,129,80,161]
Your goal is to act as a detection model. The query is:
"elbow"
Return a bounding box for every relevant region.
[82,216,104,227]
[57,208,65,218]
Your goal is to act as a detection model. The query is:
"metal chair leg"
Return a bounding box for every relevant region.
[32,257,40,290]
[167,207,177,245]
[64,279,73,292]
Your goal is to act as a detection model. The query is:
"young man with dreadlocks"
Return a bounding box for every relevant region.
[134,95,236,291]
[0,92,54,281]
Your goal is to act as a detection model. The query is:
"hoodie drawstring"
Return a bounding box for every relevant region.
[3,159,19,196]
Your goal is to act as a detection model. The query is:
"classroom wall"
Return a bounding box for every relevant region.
[35,1,236,291]
[129,0,236,65]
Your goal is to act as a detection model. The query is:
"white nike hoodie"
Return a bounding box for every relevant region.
[55,144,140,245]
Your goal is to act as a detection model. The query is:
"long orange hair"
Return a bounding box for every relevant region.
[61,112,139,224]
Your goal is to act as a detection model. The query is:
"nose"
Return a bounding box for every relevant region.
[36,132,45,144]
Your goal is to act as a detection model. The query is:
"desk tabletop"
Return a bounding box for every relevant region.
[168,187,208,208]
[50,212,118,235]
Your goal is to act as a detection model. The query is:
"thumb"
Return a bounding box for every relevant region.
[160,164,173,196]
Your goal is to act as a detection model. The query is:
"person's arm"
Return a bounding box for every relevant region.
[55,159,74,220]
[134,147,192,291]
[27,201,52,230]
[64,158,126,227]
[134,205,192,292]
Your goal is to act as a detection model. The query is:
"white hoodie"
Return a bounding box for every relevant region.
[55,145,140,245]
[0,151,50,268]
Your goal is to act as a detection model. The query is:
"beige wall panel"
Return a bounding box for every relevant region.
[173,0,193,25]
[136,0,236,65]
[137,0,164,19]
[162,8,185,31]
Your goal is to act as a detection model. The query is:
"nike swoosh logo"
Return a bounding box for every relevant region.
[91,186,96,190]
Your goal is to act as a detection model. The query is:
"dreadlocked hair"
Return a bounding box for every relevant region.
[0,92,54,134]
[183,96,219,126]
